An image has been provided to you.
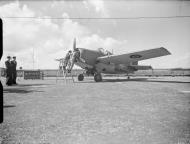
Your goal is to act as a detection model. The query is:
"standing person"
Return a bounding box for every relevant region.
[11,56,17,85]
[68,48,80,73]
[63,50,72,71]
[5,56,12,86]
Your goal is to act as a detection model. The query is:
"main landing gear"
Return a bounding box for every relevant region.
[126,73,130,80]
[78,74,84,81]
[77,72,102,82]
[94,73,102,82]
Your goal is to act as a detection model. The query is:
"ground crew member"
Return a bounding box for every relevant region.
[67,48,80,73]
[11,56,17,85]
[5,56,12,86]
[63,50,72,71]
[73,48,80,62]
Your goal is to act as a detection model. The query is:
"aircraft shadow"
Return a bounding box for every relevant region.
[103,78,147,83]
[77,78,190,84]
[3,105,16,108]
[16,84,51,87]
[76,78,147,83]
[3,88,43,94]
[102,78,190,84]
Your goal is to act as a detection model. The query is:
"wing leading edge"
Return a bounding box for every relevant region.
[97,47,171,64]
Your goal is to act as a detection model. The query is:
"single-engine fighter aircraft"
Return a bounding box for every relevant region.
[67,38,171,82]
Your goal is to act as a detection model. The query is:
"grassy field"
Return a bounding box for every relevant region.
[1,76,190,144]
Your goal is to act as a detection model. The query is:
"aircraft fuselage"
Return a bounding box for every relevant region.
[75,48,137,74]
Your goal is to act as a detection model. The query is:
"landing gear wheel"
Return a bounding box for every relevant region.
[78,74,84,81]
[94,73,102,82]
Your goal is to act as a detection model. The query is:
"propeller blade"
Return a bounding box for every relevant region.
[73,38,76,50]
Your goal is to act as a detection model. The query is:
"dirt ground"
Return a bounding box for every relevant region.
[1,76,190,144]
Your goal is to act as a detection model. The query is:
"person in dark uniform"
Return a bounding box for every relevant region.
[5,56,13,86]
[11,56,17,84]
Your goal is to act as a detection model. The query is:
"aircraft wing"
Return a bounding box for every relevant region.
[97,47,171,64]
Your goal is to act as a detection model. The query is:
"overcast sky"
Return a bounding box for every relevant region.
[0,0,190,69]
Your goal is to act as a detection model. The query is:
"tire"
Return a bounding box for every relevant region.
[78,74,84,81]
[94,73,102,82]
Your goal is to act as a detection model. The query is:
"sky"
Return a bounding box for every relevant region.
[0,0,190,69]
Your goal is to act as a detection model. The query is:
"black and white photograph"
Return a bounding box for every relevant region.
[0,0,190,143]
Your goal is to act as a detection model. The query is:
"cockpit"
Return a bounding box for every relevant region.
[98,48,113,56]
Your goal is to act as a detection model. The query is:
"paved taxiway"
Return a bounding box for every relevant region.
[1,76,190,144]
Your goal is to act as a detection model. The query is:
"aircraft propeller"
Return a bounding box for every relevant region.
[73,38,76,51]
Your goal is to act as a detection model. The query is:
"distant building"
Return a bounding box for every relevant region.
[0,67,190,78]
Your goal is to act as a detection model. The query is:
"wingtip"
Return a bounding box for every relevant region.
[160,47,171,55]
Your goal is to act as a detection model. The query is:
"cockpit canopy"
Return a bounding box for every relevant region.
[98,48,113,56]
